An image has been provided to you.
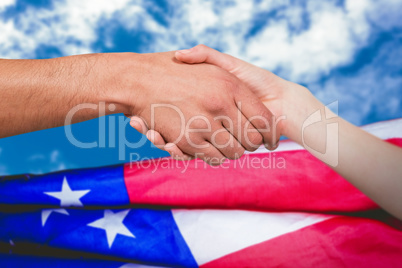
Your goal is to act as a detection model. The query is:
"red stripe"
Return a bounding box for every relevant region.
[201,215,402,268]
[124,138,402,212]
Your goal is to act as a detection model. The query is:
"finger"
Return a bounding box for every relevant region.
[233,86,280,149]
[179,140,226,166]
[146,130,166,149]
[164,143,193,161]
[219,107,264,152]
[207,126,245,159]
[175,44,240,73]
[130,116,148,134]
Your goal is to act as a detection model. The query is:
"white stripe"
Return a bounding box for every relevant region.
[172,209,333,265]
[360,118,402,139]
[248,118,402,154]
[250,139,303,154]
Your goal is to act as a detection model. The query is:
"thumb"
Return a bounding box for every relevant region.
[175,44,240,73]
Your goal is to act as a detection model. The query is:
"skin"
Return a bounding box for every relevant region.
[0,51,279,165]
[131,45,402,221]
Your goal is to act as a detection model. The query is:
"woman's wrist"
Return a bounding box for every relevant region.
[279,82,326,146]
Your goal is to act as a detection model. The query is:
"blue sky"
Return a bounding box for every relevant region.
[0,0,401,175]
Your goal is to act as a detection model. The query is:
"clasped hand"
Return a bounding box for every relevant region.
[126,45,288,164]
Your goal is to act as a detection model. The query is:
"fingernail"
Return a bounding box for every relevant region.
[164,143,175,149]
[265,142,279,151]
[177,49,192,54]
[146,131,152,141]
[129,120,138,128]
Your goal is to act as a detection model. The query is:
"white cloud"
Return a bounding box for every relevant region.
[0,0,14,12]
[186,0,218,36]
[145,0,402,84]
[0,0,165,58]
[245,1,371,82]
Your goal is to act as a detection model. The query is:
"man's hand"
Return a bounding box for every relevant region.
[121,51,279,164]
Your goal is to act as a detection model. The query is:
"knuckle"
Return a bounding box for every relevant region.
[252,133,264,145]
[204,95,227,113]
[266,139,280,151]
[204,77,237,113]
[228,147,245,160]
[245,133,263,150]
[196,44,207,51]
[222,142,245,159]
[258,110,273,127]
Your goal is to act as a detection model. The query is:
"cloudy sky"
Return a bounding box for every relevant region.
[0,0,401,175]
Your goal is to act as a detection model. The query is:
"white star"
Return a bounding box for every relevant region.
[87,209,135,248]
[44,177,90,207]
[41,208,69,226]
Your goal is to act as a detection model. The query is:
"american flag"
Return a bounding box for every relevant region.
[1,119,402,267]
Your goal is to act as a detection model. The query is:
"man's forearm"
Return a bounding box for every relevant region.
[0,53,131,138]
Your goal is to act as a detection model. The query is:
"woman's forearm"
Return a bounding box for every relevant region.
[329,118,402,219]
[284,84,402,220]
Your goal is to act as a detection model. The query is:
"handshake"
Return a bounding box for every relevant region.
[3,44,400,219]
[116,44,319,165]
[0,44,320,166]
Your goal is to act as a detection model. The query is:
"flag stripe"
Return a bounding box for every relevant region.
[124,137,402,212]
[172,209,333,265]
[201,215,402,267]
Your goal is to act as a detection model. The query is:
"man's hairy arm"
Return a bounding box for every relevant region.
[0,52,278,164]
[0,54,130,137]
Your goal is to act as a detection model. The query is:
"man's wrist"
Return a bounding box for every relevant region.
[87,52,140,117]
